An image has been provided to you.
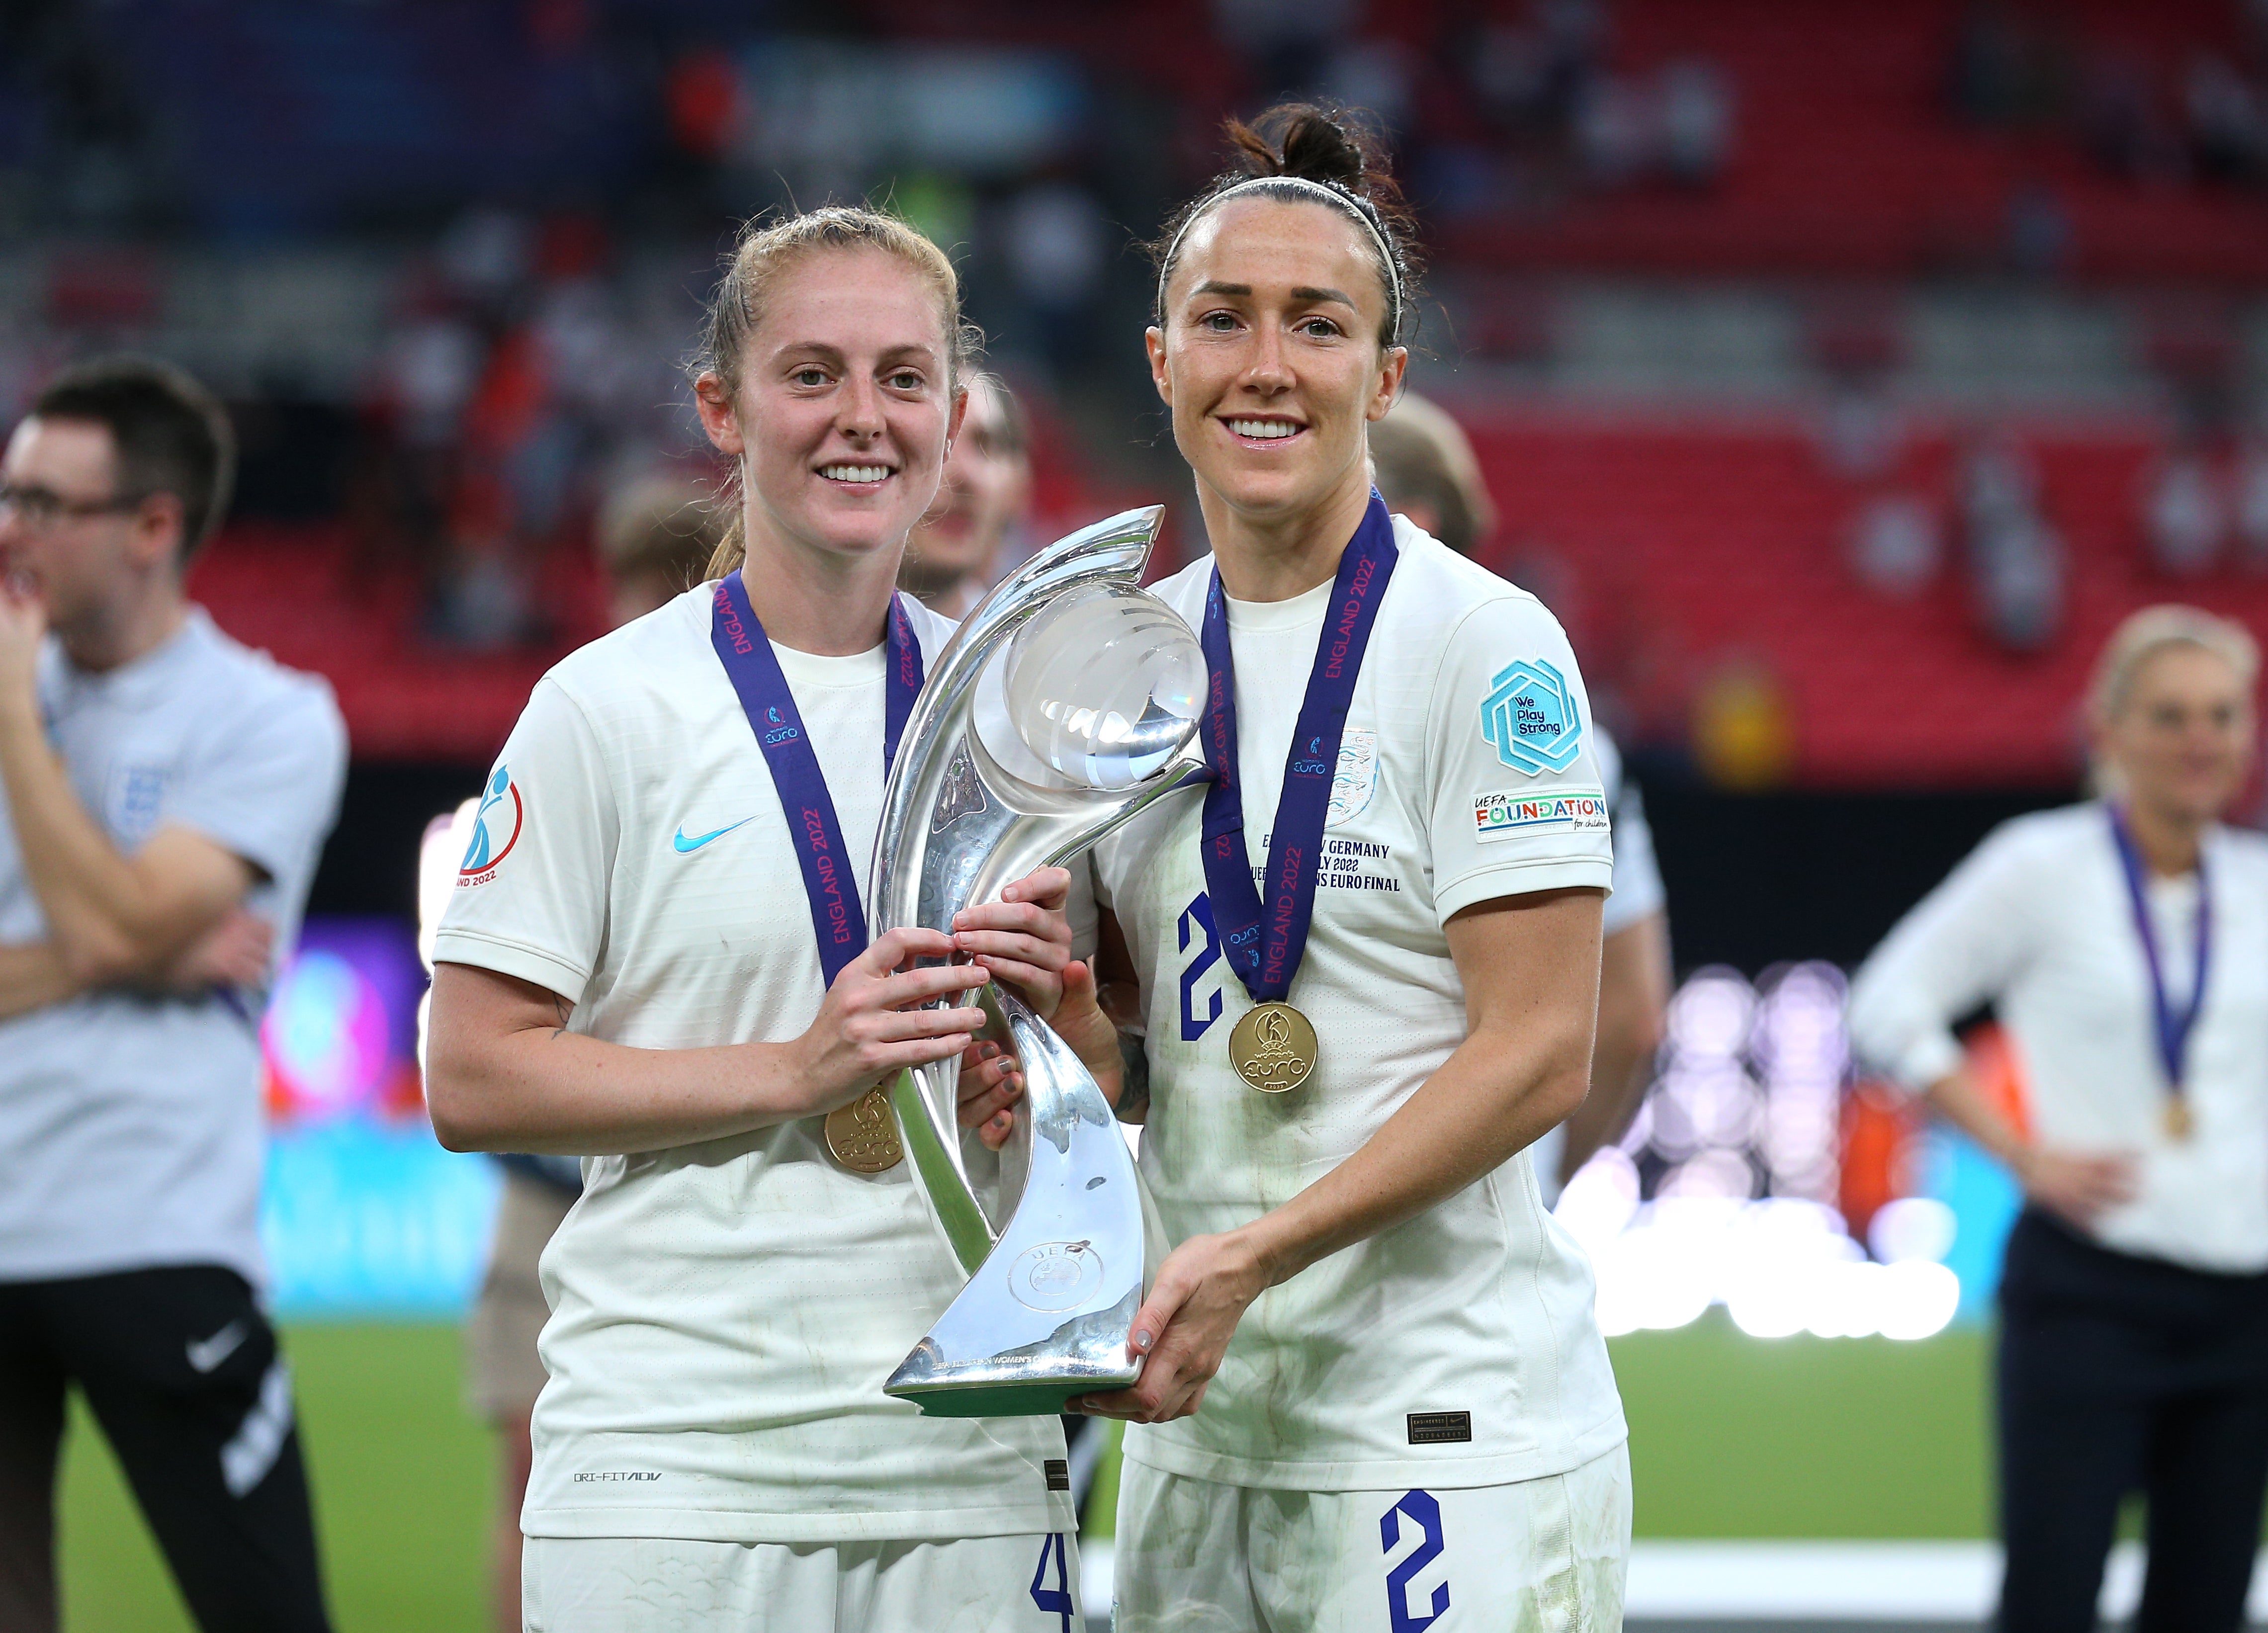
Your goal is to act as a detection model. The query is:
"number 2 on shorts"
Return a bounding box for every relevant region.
[1381,1489,1449,1632]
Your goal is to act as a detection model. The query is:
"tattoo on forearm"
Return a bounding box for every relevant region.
[1116,1030,1151,1123]
[550,994,571,1040]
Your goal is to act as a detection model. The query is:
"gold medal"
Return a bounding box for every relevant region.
[1227,1001,1317,1094]
[825,1086,904,1173]
[2165,1099,2195,1141]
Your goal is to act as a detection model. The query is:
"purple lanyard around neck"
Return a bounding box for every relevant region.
[2107,805,2212,1096]
[709,570,924,985]
[1197,491,1399,1003]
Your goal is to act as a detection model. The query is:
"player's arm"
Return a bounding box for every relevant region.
[430,867,1074,1157]
[1555,907,1669,1185]
[1077,885,1603,1424]
[1848,833,2133,1226]
[0,579,266,984]
[429,929,1001,1154]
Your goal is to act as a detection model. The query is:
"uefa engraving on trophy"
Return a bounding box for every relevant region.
[865,504,1208,1417]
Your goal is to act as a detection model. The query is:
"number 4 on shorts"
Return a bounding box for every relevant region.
[1029,1532,1073,1630]
[1381,1490,1449,1633]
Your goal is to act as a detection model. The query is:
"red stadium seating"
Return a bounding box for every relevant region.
[193,412,2268,788]
[1441,0,2268,283]
[1461,406,2268,786]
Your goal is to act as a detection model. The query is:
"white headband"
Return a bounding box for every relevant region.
[1157,174,1404,344]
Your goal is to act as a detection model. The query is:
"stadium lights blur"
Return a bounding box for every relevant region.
[1559,964,1961,1344]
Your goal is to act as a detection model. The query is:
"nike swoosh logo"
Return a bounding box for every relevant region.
[187,1319,249,1374]
[673,816,755,854]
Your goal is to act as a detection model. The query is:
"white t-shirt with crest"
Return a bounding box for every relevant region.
[433,583,1074,1544]
[1093,517,1627,1492]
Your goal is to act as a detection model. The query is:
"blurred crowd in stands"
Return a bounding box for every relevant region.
[1953,0,2268,191]
[6,0,2268,778]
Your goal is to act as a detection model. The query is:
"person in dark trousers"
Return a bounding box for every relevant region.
[1851,604,2268,1633]
[0,357,348,1633]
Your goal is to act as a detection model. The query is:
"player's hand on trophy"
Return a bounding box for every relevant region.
[1070,1228,1272,1424]
[948,865,1074,1014]
[957,1037,1025,1150]
[1039,957,1126,1108]
[792,927,992,1113]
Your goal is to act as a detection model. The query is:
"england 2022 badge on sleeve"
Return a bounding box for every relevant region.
[456,764,522,888]
[1480,659,1584,775]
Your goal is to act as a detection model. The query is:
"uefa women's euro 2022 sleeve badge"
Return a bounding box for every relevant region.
[456,764,523,888]
[1481,658,1584,775]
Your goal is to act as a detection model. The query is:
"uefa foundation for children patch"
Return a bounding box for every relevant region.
[1473,787,1610,843]
[1480,658,1584,774]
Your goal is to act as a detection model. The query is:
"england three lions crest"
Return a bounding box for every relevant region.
[1327,728,1378,827]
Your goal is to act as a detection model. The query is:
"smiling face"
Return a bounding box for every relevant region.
[695,246,963,571]
[1147,195,1405,536]
[2098,642,2256,827]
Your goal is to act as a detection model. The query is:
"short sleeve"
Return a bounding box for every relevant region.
[1427,596,1615,926]
[431,678,617,1005]
[166,680,348,884]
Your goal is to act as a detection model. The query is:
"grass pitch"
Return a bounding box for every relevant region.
[61,1324,493,1633]
[60,1314,1994,1629]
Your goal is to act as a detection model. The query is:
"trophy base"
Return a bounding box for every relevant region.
[884,1291,1146,1419]
[887,1373,1138,1419]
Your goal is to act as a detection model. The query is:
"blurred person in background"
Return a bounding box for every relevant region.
[593,476,724,631]
[897,372,1030,619]
[1371,390,1670,1203]
[0,358,348,1633]
[418,474,721,1633]
[1850,606,2268,1633]
[425,207,1086,1631]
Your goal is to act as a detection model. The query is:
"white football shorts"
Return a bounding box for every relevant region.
[1113,1443,1629,1633]
[523,1530,1085,1633]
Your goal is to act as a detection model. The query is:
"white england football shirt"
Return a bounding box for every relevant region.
[1849,803,2268,1273]
[432,584,1075,1544]
[1093,517,1628,1491]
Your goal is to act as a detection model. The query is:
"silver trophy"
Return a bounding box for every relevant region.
[871,505,1206,1417]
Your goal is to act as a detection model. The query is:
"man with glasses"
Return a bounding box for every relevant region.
[0,357,346,1633]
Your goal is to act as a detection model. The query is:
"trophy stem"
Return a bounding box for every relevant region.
[884,990,1148,1416]
[888,1066,995,1274]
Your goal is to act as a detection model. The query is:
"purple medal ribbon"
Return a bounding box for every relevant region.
[2107,805,2212,1103]
[710,570,924,985]
[1198,491,1399,1002]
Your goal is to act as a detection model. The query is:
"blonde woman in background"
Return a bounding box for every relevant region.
[1850,606,2268,1633]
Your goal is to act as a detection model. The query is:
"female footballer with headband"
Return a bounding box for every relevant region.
[1052,106,1631,1629]
[426,206,1088,1630]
